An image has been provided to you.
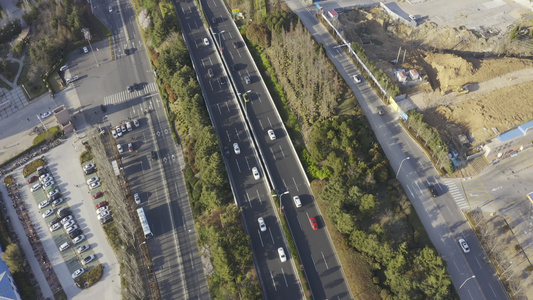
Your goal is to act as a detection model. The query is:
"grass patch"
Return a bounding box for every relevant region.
[0,77,12,90]
[32,126,61,146]
[75,264,103,288]
[22,158,46,177]
[337,91,357,115]
[18,56,45,99]
[0,60,20,83]
[80,149,93,164]
[53,289,67,300]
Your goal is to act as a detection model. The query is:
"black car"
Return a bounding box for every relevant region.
[69,229,83,239]
[49,217,61,226]
[58,208,71,218]
[101,216,113,224]
[151,151,158,161]
[134,83,143,91]
[50,193,62,201]
[223,146,230,158]
[233,42,240,48]
[127,85,135,93]
[100,104,106,112]
[220,76,227,85]
[428,185,438,197]
[124,48,130,55]
[84,168,96,175]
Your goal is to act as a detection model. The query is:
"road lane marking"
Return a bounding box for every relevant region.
[292,177,299,192]
[406,185,414,197]
[258,230,264,247]
[225,102,230,112]
[256,190,262,204]
[235,127,240,140]
[279,145,285,157]
[258,119,264,130]
[245,157,250,170]
[246,192,251,207]
[225,130,230,142]
[267,117,272,127]
[296,215,302,230]
[474,257,482,269]
[269,228,274,244]
[270,272,277,291]
[321,251,329,269]
[281,268,288,287]
[270,148,275,160]
[235,160,241,173]
[216,103,221,114]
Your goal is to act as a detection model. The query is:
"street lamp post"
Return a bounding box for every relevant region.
[459,275,476,289]
[278,191,289,212]
[215,30,225,52]
[396,156,410,177]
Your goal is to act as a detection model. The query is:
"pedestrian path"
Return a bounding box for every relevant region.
[442,178,469,210]
[103,82,158,105]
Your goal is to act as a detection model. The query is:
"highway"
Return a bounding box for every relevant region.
[283,0,509,299]
[174,0,305,298]
[72,0,210,298]
[200,0,353,299]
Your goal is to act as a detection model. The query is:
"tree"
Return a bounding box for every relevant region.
[246,23,271,49]
[1,244,25,273]
[359,194,376,215]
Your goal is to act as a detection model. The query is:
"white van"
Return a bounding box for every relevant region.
[293,196,302,208]
[126,122,132,131]
[59,242,70,252]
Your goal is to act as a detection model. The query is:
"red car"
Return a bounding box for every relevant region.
[27,176,38,184]
[93,192,103,199]
[95,201,109,209]
[309,217,318,231]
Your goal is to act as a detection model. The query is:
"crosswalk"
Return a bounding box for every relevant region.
[442,178,470,210]
[103,82,158,105]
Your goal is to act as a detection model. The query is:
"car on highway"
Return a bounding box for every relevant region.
[244,75,251,84]
[69,229,83,239]
[52,198,64,208]
[60,215,73,225]
[81,255,95,266]
[40,111,52,119]
[134,193,141,205]
[90,182,101,190]
[293,195,302,208]
[233,41,240,48]
[72,268,85,279]
[48,188,60,198]
[27,176,38,184]
[77,244,90,254]
[87,177,100,185]
[66,225,79,235]
[42,209,54,218]
[377,106,385,115]
[278,247,287,262]
[98,211,111,220]
[49,223,61,232]
[63,220,76,230]
[458,238,470,253]
[31,183,42,192]
[252,167,260,180]
[117,144,123,153]
[207,68,214,78]
[38,200,50,209]
[96,201,108,209]
[128,143,133,152]
[428,185,438,197]
[72,235,85,244]
[233,143,240,154]
[353,74,362,83]
[203,37,209,46]
[93,192,103,199]
[242,92,250,102]
[309,217,319,230]
[258,217,267,232]
[267,129,276,140]
[108,5,113,12]
[133,119,140,127]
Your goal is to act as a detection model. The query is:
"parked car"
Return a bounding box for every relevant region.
[57,207,70,218]
[244,75,251,84]
[60,64,68,72]
[59,242,70,252]
[121,124,127,133]
[151,151,158,160]
[48,217,61,226]
[69,229,83,239]
[377,106,385,115]
[52,198,64,207]
[95,201,109,209]
[258,217,267,232]
[72,235,85,244]
[128,143,133,152]
[100,104,106,112]
[84,168,96,175]
[66,225,79,234]
[31,183,42,192]
[42,209,54,218]
[353,74,362,83]
[72,268,85,279]
[38,200,50,209]
[81,255,95,266]
[43,180,55,188]
[27,176,38,184]
[48,188,60,198]
[108,5,113,12]
[63,220,76,230]
[39,173,50,182]
[115,126,123,136]
[86,177,100,185]
[49,223,61,232]
[77,244,90,254]
[117,144,123,153]
[93,192,103,199]
[100,216,113,224]
[134,193,141,205]
[428,185,438,197]
[83,47,88,53]
[41,175,53,185]
[203,37,210,46]
[97,211,112,220]
[96,206,110,215]
[90,182,102,190]
[60,215,73,225]
[133,119,140,127]
[50,193,62,201]
[207,68,214,78]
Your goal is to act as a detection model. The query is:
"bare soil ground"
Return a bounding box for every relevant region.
[338,7,533,148]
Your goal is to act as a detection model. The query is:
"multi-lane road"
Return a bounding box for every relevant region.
[73,0,209,298]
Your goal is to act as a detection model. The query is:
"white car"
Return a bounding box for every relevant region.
[267,129,276,140]
[293,195,302,208]
[278,247,287,262]
[108,5,113,12]
[117,144,123,153]
[81,254,95,266]
[111,129,117,138]
[72,235,85,244]
[66,76,79,83]
[49,223,61,232]
[31,183,42,192]
[90,182,101,190]
[115,126,123,137]
[61,215,73,225]
[72,268,85,279]
[38,200,50,209]
[43,180,55,188]
[59,64,68,72]
[77,244,90,254]
[252,167,260,180]
[353,74,362,83]
[97,211,111,220]
[133,119,140,127]
[458,238,470,253]
[86,177,100,185]
[66,225,79,234]
[244,75,251,84]
[96,206,110,215]
[39,173,50,181]
[48,188,60,197]
[42,209,54,218]
[41,175,53,185]
[134,193,141,205]
[83,163,95,171]
[203,37,209,46]
[83,47,88,53]
[258,217,267,232]
[40,111,52,119]
[63,220,76,230]
[233,143,240,154]
[52,198,64,207]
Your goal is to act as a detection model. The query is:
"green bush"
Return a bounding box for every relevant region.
[80,150,93,163]
[32,126,62,146]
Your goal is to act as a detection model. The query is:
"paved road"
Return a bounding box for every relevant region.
[174,0,304,298]
[284,0,509,298]
[200,0,353,299]
[73,0,210,298]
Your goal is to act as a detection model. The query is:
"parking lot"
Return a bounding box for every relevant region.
[13,134,120,299]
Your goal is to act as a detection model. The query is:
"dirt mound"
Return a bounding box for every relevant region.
[425,53,474,87]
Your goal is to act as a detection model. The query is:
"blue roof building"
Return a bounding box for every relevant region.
[0,250,22,300]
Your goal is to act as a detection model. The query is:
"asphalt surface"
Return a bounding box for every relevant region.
[72,0,210,298]
[174,0,305,298]
[199,0,353,299]
[283,0,509,299]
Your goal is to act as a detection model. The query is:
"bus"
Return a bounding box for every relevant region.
[137,208,153,239]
